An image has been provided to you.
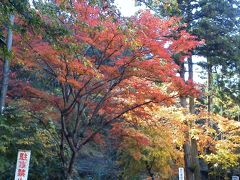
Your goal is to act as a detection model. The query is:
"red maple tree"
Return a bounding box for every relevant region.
[9,1,202,178]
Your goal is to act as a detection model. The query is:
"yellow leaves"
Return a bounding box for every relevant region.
[129,38,142,49]
[17,137,35,145]
[190,127,203,138]
[204,148,240,169]
[36,130,56,149]
[115,105,187,178]
[189,110,240,170]
[123,105,240,172]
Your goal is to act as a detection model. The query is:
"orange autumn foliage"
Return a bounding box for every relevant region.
[7,0,203,175]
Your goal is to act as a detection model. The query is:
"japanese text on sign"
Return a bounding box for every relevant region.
[14,150,31,180]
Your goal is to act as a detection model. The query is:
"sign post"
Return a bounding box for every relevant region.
[179,167,184,180]
[14,150,31,180]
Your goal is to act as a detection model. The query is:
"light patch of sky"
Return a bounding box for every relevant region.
[114,0,143,17]
[29,0,34,7]
[188,56,207,83]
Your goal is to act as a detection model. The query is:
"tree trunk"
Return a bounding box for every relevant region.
[207,62,212,113]
[188,57,202,180]
[184,139,202,180]
[0,15,14,114]
[188,57,194,114]
[66,151,77,180]
[179,61,187,107]
[184,142,194,180]
[179,58,194,180]
[60,130,67,178]
[180,55,202,180]
[191,139,201,180]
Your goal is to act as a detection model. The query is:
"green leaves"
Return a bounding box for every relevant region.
[0,107,62,179]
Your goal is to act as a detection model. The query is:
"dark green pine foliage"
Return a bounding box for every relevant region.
[192,0,240,115]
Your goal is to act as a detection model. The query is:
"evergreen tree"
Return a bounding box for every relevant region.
[135,0,240,179]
